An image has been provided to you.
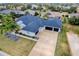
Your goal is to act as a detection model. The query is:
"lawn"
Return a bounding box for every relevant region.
[0,34,36,56]
[55,17,79,56]
[55,25,71,56]
[64,24,79,35]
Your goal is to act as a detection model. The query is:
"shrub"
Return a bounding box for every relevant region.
[69,16,79,25]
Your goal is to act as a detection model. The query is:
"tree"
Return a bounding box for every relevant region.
[34,12,39,16]
[10,12,23,19]
[61,6,77,13]
[0,14,19,34]
[27,4,31,9]
[48,6,56,11]
[21,6,26,11]
[69,7,77,13]
[69,16,79,25]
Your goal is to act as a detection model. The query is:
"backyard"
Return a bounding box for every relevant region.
[0,34,36,56]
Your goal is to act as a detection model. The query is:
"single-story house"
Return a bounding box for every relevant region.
[76,6,79,13]
[0,9,25,15]
[69,13,79,18]
[11,10,25,15]
[0,9,11,14]
[31,4,38,10]
[25,10,36,15]
[47,11,61,18]
[61,12,69,17]
[16,15,62,37]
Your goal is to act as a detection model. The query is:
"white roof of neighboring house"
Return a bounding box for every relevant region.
[48,11,61,17]
[0,10,11,14]
[31,4,38,9]
[69,13,79,17]
[11,10,25,14]
[61,12,69,15]
[0,9,25,15]
[26,10,35,15]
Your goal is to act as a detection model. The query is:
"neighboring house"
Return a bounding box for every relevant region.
[16,15,62,37]
[62,6,71,9]
[26,10,36,15]
[0,5,6,9]
[47,11,61,18]
[61,12,69,17]
[31,4,38,10]
[11,10,25,15]
[0,9,11,14]
[69,13,79,18]
[0,9,25,15]
[15,6,23,10]
[76,6,79,13]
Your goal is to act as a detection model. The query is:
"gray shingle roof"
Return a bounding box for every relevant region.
[0,10,11,14]
[0,9,25,14]
[17,15,62,33]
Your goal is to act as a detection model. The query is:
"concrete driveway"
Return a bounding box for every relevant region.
[67,32,79,56]
[29,30,58,56]
[0,51,10,56]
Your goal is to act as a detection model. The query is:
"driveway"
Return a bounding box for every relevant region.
[67,32,79,56]
[29,30,58,56]
[0,51,10,56]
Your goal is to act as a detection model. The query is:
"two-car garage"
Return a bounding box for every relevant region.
[45,26,60,32]
[45,27,52,31]
[43,18,62,32]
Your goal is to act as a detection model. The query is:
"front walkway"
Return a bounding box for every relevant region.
[67,32,79,56]
[29,30,58,56]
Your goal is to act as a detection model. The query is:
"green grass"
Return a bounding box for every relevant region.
[0,34,36,56]
[65,24,79,35]
[55,17,79,56]
[55,25,71,56]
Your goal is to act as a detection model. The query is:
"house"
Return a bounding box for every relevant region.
[61,12,69,17]
[11,10,25,15]
[47,11,61,18]
[16,15,62,37]
[25,10,36,15]
[0,9,11,14]
[69,13,79,18]
[31,4,38,10]
[76,6,79,13]
[0,9,25,15]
